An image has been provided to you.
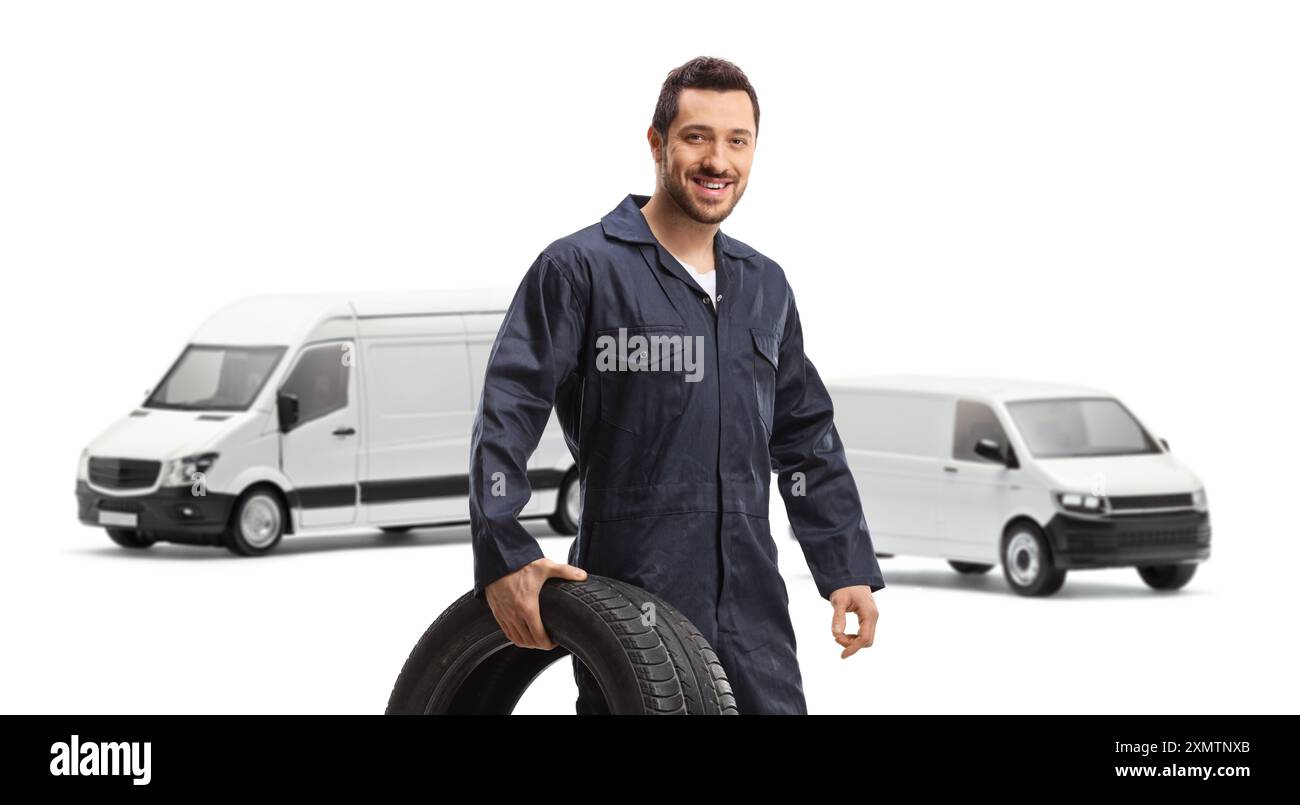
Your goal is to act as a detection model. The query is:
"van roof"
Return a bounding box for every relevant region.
[826,374,1113,403]
[188,290,514,346]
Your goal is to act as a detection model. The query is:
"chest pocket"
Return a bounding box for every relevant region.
[596,324,689,435]
[751,327,781,438]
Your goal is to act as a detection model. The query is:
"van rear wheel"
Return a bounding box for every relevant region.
[1001,523,1066,596]
[547,471,580,535]
[1137,563,1197,591]
[949,560,993,574]
[106,528,155,549]
[223,487,286,556]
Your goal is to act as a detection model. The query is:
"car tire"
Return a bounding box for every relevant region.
[949,560,993,574]
[222,486,286,557]
[1137,563,1197,591]
[385,574,738,715]
[106,528,154,549]
[547,470,580,536]
[1001,522,1066,596]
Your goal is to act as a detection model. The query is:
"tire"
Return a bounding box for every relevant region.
[1137,563,1197,591]
[547,470,580,535]
[1001,522,1066,597]
[106,528,154,549]
[222,486,286,556]
[949,560,993,574]
[385,574,738,715]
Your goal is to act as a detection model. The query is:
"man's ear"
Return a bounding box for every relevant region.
[646,124,662,163]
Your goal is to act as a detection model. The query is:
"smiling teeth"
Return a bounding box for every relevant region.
[704,182,724,189]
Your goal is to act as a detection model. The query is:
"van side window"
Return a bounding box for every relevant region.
[952,400,1009,462]
[281,343,351,425]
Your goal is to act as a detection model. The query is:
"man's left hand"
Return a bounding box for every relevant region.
[830,585,878,659]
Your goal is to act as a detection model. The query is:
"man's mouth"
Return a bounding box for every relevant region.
[691,175,733,198]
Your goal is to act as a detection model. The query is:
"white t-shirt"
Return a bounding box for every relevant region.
[670,253,717,309]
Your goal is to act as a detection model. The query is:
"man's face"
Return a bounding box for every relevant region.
[652,88,756,225]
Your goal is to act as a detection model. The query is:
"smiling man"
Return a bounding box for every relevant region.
[468,56,885,715]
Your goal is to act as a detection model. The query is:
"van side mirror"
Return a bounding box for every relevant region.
[974,437,1013,467]
[1159,437,1170,451]
[277,392,300,433]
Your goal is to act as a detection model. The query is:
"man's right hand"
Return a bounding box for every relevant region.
[485,557,588,650]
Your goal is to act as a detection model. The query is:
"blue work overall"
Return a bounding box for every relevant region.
[469,193,885,714]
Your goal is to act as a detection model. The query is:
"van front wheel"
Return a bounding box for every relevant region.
[1001,524,1066,596]
[223,487,286,556]
[1137,563,1197,591]
[106,528,155,550]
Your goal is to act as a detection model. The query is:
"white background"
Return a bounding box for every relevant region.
[1,1,1297,714]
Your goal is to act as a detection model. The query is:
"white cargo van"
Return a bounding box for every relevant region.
[826,375,1211,596]
[76,292,580,555]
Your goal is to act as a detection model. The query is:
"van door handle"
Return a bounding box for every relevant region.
[943,466,958,473]
[332,426,356,437]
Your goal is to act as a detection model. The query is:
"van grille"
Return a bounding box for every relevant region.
[1108,493,1194,511]
[88,457,161,490]
[1067,526,1203,551]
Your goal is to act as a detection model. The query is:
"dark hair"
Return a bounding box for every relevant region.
[652,56,760,142]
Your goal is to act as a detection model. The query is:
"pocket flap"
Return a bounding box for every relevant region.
[750,327,780,371]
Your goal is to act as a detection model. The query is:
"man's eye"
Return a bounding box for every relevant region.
[731,139,748,146]
[687,134,704,141]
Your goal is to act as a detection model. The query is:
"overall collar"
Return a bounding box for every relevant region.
[602,193,753,323]
[600,193,757,259]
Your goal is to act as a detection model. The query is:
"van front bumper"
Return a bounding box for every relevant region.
[1044,510,1211,568]
[76,480,236,544]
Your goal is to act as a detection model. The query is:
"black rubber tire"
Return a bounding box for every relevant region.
[547,470,580,535]
[1001,522,1067,597]
[385,574,738,715]
[1137,563,1197,591]
[222,486,286,557]
[949,560,993,574]
[106,528,154,549]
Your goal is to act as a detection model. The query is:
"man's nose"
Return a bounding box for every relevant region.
[700,145,729,176]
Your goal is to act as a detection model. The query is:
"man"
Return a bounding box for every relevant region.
[468,56,884,715]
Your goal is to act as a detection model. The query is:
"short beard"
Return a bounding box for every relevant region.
[658,156,741,225]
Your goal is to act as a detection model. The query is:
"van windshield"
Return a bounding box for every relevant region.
[1006,397,1161,458]
[145,344,287,412]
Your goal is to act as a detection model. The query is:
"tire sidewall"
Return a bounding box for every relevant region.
[225,487,286,556]
[1001,523,1063,596]
[549,470,580,534]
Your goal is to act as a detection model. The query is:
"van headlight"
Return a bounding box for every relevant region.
[1054,491,1107,515]
[77,448,90,481]
[162,452,220,487]
[1192,487,1208,511]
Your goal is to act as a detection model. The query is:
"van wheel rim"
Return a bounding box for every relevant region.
[241,496,281,548]
[564,478,581,525]
[1006,532,1040,586]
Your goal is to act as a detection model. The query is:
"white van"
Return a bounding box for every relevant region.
[75,292,580,555]
[826,375,1211,596]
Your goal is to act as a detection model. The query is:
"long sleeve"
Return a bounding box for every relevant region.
[469,251,586,601]
[769,283,886,599]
